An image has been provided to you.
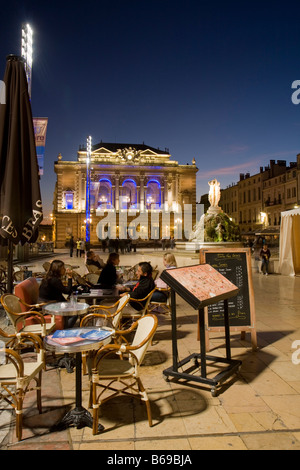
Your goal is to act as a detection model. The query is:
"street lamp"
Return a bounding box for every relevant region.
[21,23,33,98]
[86,136,92,245]
[260,212,267,226]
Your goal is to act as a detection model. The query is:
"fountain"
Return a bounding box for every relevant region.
[178,179,242,252]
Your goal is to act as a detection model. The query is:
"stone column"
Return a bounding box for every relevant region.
[140,175,145,211]
[115,174,120,211]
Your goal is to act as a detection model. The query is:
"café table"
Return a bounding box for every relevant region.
[44,326,113,432]
[42,300,89,317]
[76,287,120,305]
[42,301,90,372]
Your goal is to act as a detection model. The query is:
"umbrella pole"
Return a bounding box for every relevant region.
[7,240,14,293]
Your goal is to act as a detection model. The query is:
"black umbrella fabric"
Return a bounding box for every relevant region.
[0,55,43,291]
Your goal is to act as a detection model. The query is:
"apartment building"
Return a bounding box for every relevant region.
[219,155,300,234]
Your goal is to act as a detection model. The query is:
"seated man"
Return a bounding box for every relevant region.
[122,262,155,311]
[86,250,105,269]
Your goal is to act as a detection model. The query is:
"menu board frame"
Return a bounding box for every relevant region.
[159,263,239,309]
[199,247,257,351]
[160,264,242,396]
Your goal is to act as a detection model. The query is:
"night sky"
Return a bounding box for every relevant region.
[1,0,300,221]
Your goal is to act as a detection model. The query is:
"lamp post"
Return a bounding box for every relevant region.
[86,136,92,245]
[21,23,33,98]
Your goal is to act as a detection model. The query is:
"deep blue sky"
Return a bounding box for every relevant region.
[1,0,300,221]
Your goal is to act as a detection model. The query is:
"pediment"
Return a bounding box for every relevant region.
[93,147,115,155]
[140,149,169,157]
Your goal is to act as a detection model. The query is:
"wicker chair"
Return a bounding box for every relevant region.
[80,293,130,374]
[1,293,56,337]
[83,273,99,285]
[86,264,102,275]
[0,331,45,440]
[149,287,171,315]
[14,277,63,330]
[89,314,158,434]
[121,289,156,324]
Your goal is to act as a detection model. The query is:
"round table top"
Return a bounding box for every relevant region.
[44,326,113,353]
[42,301,89,316]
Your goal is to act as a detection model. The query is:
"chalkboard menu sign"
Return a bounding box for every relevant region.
[205,251,249,327]
[200,248,257,350]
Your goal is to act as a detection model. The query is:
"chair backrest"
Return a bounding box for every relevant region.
[86,264,101,274]
[142,289,156,314]
[1,294,24,326]
[71,270,91,286]
[130,315,158,365]
[152,270,159,280]
[42,262,50,272]
[85,273,99,284]
[14,277,39,312]
[113,293,130,328]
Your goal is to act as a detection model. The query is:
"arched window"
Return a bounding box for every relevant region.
[121,179,137,209]
[146,180,161,209]
[64,190,74,210]
[97,179,112,210]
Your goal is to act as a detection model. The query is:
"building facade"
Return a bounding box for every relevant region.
[220,155,300,235]
[53,142,198,248]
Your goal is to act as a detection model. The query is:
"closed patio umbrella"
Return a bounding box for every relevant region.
[0,55,43,292]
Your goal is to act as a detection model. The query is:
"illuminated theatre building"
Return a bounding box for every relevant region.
[52,143,198,248]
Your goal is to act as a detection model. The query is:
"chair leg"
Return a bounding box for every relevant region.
[37,371,42,414]
[16,392,23,441]
[137,377,152,427]
[93,406,99,435]
[92,383,99,435]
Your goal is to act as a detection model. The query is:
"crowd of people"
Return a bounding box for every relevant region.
[38,248,178,326]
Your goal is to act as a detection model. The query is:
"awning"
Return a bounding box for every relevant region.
[279,208,300,276]
[281,208,300,217]
[255,227,280,236]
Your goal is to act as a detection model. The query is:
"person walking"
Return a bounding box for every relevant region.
[69,235,75,257]
[80,239,85,257]
[76,238,81,257]
[260,244,271,275]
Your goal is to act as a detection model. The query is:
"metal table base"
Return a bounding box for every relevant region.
[52,352,103,432]
[163,292,242,397]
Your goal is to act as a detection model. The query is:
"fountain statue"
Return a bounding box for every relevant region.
[189,179,241,243]
[208,179,221,213]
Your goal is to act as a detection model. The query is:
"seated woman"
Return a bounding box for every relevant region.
[151,252,177,302]
[86,250,105,269]
[39,259,77,328]
[97,252,121,288]
[122,262,155,311]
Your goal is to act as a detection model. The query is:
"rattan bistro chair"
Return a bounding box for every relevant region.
[121,289,156,324]
[0,332,45,441]
[89,314,158,434]
[149,287,171,315]
[83,273,99,285]
[80,293,130,374]
[81,294,130,330]
[1,293,56,338]
[86,264,102,275]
